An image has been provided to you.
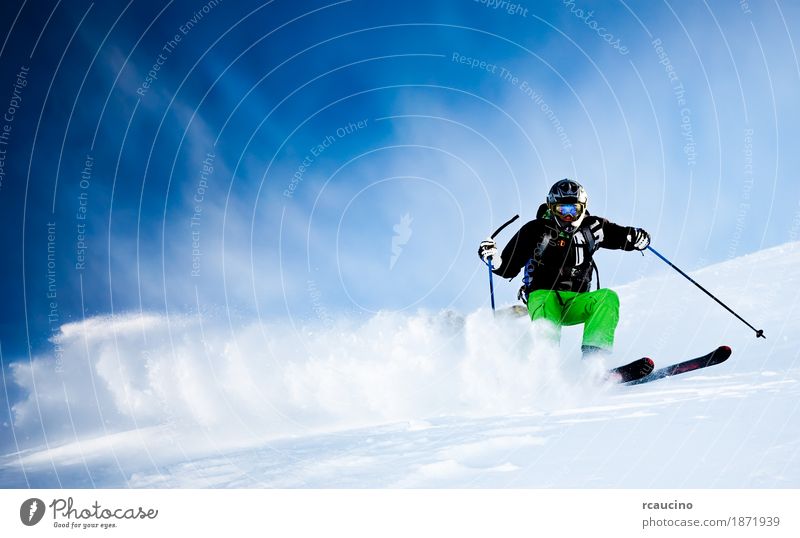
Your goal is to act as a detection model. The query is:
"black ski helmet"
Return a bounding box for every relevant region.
[546,179,588,232]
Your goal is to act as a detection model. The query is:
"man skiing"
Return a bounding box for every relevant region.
[478,179,650,358]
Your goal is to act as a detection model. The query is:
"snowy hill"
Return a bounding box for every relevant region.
[1,242,799,488]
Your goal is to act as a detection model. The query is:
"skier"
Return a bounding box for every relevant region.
[478,179,650,358]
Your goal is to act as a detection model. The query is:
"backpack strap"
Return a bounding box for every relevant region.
[579,222,601,291]
[580,221,598,253]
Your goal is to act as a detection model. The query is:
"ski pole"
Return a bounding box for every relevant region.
[646,245,765,339]
[487,257,496,312]
[486,214,519,313]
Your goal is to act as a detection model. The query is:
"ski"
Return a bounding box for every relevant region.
[608,357,655,383]
[625,346,732,386]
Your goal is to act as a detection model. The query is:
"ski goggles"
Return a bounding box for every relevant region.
[551,203,585,221]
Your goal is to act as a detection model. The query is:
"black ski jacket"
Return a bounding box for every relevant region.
[494,209,641,293]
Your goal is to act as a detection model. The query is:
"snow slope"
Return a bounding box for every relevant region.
[1,242,798,488]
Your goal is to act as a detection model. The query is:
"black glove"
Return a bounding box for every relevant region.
[631,228,650,251]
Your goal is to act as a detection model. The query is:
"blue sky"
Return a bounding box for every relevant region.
[1,0,799,454]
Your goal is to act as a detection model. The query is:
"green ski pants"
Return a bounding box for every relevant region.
[526,288,620,350]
